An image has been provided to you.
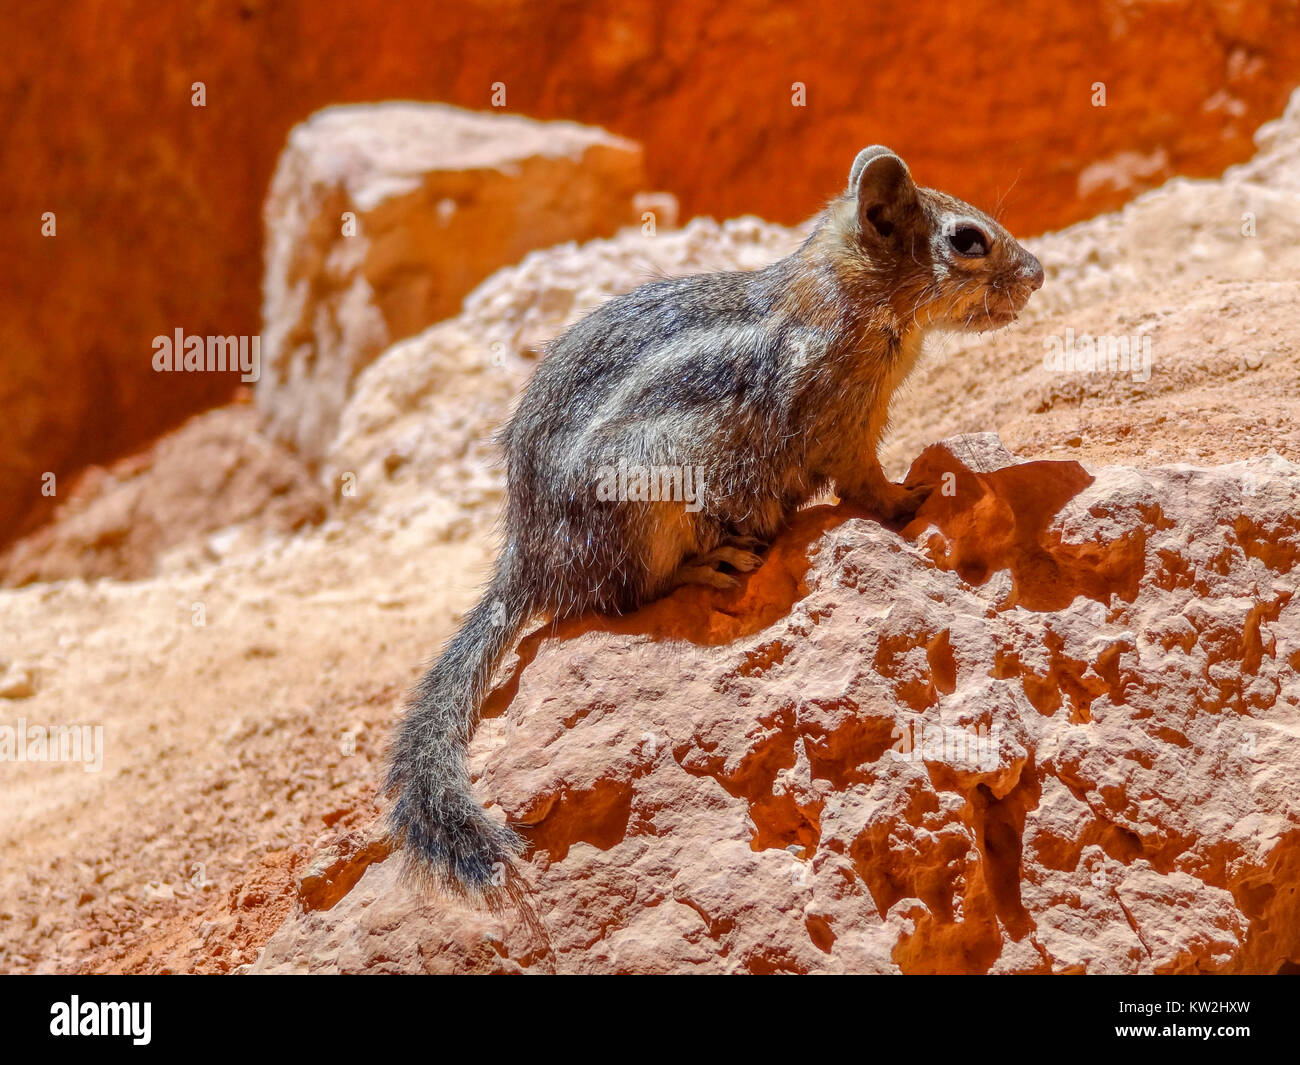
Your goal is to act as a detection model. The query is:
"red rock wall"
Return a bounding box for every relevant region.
[3,0,1299,540]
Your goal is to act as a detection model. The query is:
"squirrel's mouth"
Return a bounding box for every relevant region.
[979,283,1038,329]
[942,281,1037,332]
[964,297,1021,331]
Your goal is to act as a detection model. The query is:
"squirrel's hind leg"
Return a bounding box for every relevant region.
[667,542,765,592]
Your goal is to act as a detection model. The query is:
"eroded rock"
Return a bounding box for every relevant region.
[255,436,1300,973]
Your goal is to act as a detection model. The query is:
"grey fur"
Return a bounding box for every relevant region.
[385,145,1045,890]
[847,144,898,194]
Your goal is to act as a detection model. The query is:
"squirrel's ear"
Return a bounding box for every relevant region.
[849,146,919,240]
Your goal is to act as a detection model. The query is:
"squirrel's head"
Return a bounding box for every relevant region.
[839,145,1043,332]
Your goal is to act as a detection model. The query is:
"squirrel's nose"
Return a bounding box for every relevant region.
[1022,253,1044,291]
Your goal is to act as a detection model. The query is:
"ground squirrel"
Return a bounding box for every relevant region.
[386,145,1044,890]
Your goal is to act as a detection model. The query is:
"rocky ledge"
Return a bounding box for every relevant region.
[255,435,1300,974]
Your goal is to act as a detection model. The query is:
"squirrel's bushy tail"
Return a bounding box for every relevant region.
[385,550,532,890]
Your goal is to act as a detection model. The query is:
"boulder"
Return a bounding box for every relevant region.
[258,103,646,462]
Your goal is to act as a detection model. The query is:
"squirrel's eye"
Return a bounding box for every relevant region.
[948,226,989,257]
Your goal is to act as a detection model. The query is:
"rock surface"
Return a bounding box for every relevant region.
[321,89,1300,516]
[0,403,326,587]
[259,103,645,462]
[252,436,1300,974]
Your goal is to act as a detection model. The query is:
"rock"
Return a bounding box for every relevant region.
[258,103,645,462]
[0,404,327,586]
[254,437,1300,973]
[257,859,525,974]
[327,85,1300,523]
[877,86,1300,481]
[296,829,390,913]
[0,663,37,700]
[8,76,1300,978]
